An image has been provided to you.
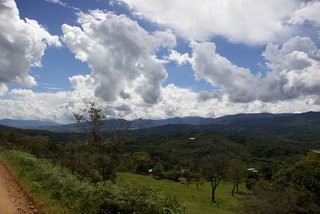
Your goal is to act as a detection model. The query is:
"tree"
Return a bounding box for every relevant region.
[239,181,320,214]
[73,101,105,143]
[181,169,193,187]
[199,154,229,203]
[6,130,21,149]
[240,152,320,213]
[189,160,203,189]
[275,152,320,203]
[228,159,246,196]
[259,161,279,181]
[130,152,152,174]
[153,162,164,178]
[69,100,123,184]
[22,135,49,158]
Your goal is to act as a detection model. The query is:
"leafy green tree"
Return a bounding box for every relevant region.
[189,159,204,189]
[131,151,152,174]
[199,154,229,203]
[62,142,83,175]
[275,152,320,202]
[153,162,164,178]
[22,135,49,158]
[6,130,21,149]
[94,139,123,183]
[69,100,123,184]
[228,159,246,196]
[259,162,279,181]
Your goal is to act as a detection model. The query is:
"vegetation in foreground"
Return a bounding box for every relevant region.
[1,149,246,214]
[0,150,184,213]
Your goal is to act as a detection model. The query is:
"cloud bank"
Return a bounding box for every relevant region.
[117,0,305,44]
[188,36,320,102]
[1,77,320,123]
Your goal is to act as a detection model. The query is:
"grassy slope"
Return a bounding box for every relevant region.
[117,173,244,214]
[0,149,244,214]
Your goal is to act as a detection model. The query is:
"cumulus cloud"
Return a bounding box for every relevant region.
[0,74,97,123]
[62,10,176,104]
[289,0,320,26]
[0,89,71,122]
[188,36,320,102]
[0,0,61,91]
[263,37,320,99]
[165,50,190,65]
[190,42,262,102]
[117,0,304,44]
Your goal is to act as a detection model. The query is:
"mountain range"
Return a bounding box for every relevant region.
[0,113,289,131]
[0,119,60,129]
[1,111,319,143]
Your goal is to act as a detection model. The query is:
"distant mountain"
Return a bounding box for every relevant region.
[1,112,320,145]
[123,112,320,144]
[0,119,60,129]
[5,116,216,133]
[131,116,215,128]
[211,112,293,125]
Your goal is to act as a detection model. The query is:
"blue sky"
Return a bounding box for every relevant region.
[0,0,320,123]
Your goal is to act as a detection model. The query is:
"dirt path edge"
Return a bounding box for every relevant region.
[0,156,40,214]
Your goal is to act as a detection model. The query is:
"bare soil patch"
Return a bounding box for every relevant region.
[0,158,38,214]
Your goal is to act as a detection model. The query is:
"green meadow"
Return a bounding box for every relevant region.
[117,173,245,214]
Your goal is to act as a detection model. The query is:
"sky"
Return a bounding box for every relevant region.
[0,0,320,123]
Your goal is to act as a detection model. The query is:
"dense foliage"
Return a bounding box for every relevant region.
[239,152,320,213]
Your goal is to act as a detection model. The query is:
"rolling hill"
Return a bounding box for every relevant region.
[1,112,319,144]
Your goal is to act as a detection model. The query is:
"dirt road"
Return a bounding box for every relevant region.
[0,158,38,214]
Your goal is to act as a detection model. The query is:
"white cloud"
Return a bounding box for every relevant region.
[0,74,97,123]
[0,89,71,123]
[263,36,320,99]
[0,0,61,91]
[165,50,190,65]
[117,0,303,44]
[44,0,80,12]
[1,75,320,123]
[155,85,320,119]
[190,41,262,102]
[289,0,320,26]
[62,10,176,105]
[0,84,8,95]
[188,36,320,102]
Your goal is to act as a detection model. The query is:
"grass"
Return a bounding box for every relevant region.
[0,150,69,213]
[0,149,244,214]
[117,173,245,214]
